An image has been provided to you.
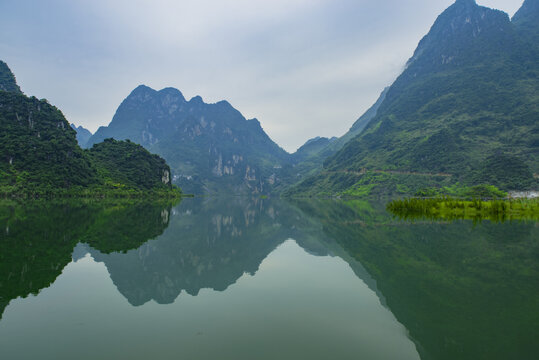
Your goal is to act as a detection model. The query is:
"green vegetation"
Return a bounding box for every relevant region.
[88,138,173,190]
[415,184,507,198]
[0,62,182,198]
[289,0,539,197]
[0,185,181,199]
[466,153,537,190]
[285,170,455,197]
[0,91,98,188]
[387,197,539,223]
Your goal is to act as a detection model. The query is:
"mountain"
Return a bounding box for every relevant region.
[0,61,21,94]
[0,61,177,195]
[0,85,98,188]
[0,200,173,319]
[86,86,290,194]
[71,123,92,148]
[87,138,172,190]
[83,197,343,306]
[513,0,539,41]
[287,0,539,196]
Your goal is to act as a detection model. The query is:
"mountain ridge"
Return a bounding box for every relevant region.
[286,0,539,196]
[86,84,290,194]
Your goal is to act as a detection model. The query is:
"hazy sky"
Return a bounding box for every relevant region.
[0,0,524,152]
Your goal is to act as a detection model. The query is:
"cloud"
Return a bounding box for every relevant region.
[0,0,524,151]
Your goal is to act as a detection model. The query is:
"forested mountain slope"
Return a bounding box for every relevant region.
[287,0,538,196]
[0,61,175,195]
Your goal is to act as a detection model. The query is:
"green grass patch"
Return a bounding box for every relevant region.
[387,197,539,223]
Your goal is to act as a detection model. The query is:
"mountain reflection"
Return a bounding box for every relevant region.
[1,197,538,360]
[0,200,175,319]
[85,197,335,306]
[293,199,539,360]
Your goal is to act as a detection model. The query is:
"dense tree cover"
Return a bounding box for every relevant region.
[288,0,539,196]
[87,138,172,191]
[0,91,98,189]
[0,63,180,197]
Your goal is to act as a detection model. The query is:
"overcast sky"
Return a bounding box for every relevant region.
[0,0,524,152]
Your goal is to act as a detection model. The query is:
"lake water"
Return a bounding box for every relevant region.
[0,197,537,359]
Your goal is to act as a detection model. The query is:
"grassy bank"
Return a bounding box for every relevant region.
[0,184,184,199]
[387,197,539,223]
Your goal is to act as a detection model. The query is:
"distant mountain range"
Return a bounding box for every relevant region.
[71,124,92,148]
[85,85,294,194]
[287,0,539,196]
[82,81,390,194]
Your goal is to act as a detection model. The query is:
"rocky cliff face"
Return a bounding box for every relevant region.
[87,85,290,194]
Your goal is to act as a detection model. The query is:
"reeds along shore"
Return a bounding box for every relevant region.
[387,197,539,223]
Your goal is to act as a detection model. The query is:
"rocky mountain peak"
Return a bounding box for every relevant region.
[0,60,22,94]
[189,95,204,104]
[125,85,157,104]
[131,84,155,95]
[454,0,477,9]
[158,87,186,102]
[405,0,512,72]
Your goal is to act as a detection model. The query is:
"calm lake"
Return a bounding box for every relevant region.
[0,197,537,360]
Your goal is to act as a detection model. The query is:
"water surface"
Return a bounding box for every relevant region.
[0,198,537,359]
